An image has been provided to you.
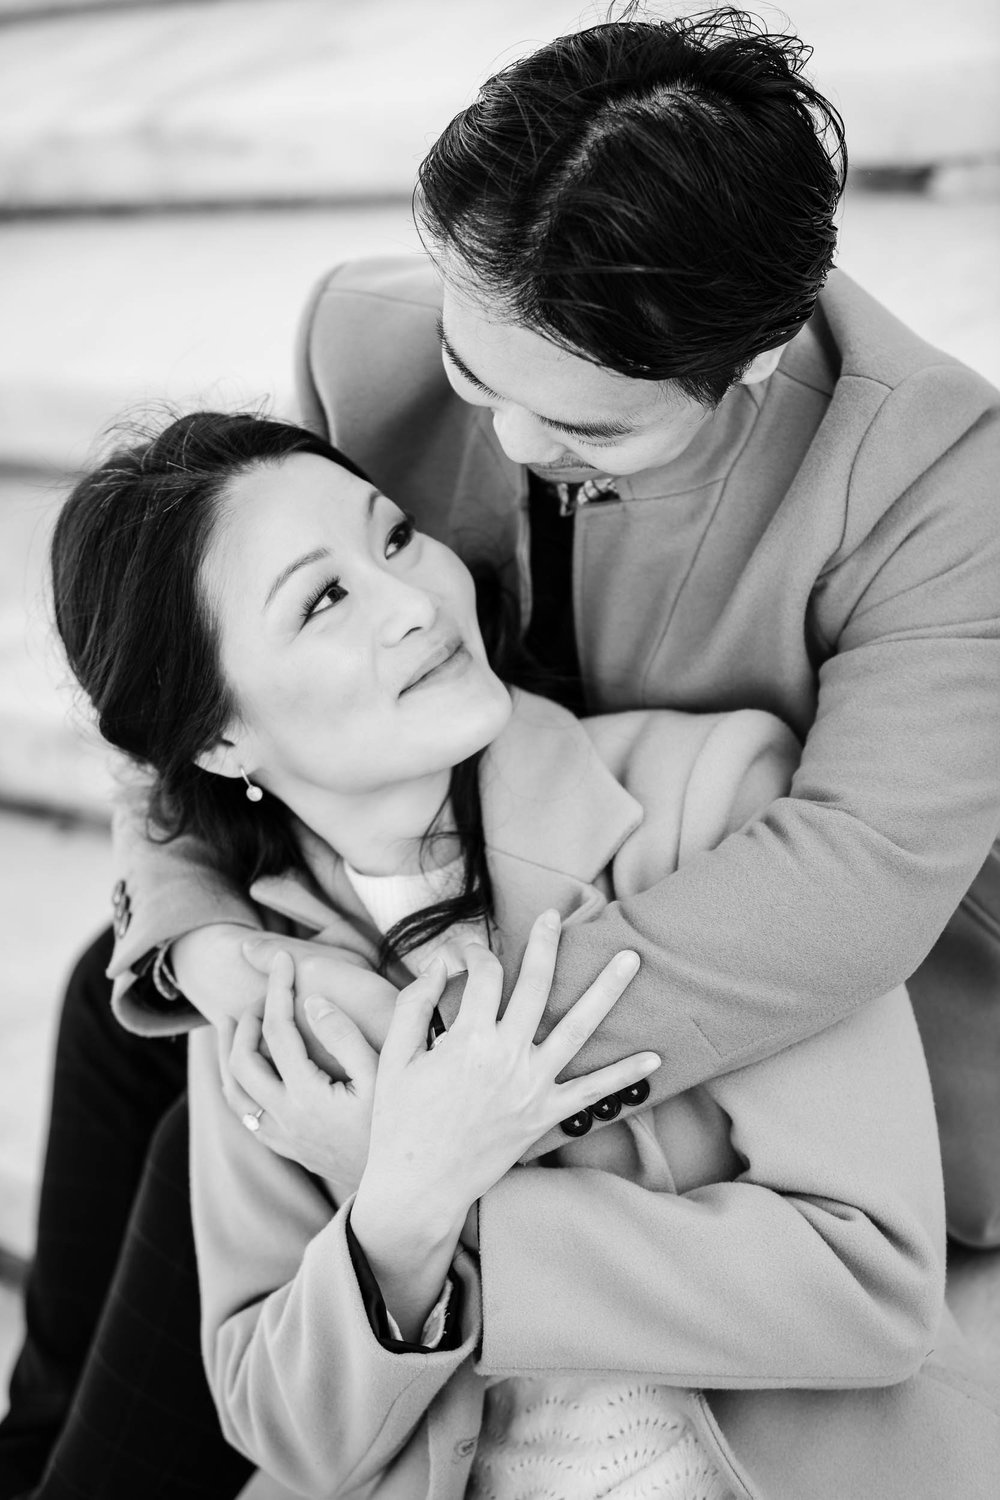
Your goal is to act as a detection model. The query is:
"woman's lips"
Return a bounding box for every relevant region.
[399,640,466,694]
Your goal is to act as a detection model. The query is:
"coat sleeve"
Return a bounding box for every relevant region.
[525,382,1000,1108]
[188,1028,481,1498]
[477,708,944,1385]
[105,775,261,1035]
[476,983,945,1389]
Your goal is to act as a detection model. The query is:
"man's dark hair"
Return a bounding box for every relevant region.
[417,5,847,405]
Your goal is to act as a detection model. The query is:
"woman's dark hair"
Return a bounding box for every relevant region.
[51,410,514,970]
[417,5,847,405]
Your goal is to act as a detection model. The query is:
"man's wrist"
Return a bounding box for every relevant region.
[170,921,261,1017]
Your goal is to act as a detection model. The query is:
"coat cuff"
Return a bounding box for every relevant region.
[345,1213,463,1354]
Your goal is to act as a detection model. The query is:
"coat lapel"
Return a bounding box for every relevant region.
[250,834,413,990]
[444,690,642,1012]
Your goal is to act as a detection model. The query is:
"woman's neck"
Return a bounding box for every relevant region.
[278,767,458,877]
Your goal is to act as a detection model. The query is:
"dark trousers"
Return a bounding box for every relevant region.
[0,930,252,1499]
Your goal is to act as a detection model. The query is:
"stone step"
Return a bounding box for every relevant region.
[0,808,112,1267]
[0,0,997,215]
[0,188,998,822]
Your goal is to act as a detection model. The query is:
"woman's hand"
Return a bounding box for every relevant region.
[362,911,657,1221]
[350,909,659,1336]
[217,950,383,1201]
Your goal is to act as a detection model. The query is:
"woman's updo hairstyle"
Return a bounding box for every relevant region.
[52,410,371,885]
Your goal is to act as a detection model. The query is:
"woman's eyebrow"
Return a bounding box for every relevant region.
[436,316,639,440]
[263,548,330,610]
[263,489,380,608]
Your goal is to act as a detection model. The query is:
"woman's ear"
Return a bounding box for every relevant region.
[194,729,247,781]
[738,343,788,386]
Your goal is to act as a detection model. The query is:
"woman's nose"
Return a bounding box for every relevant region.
[376,573,437,644]
[491,405,565,466]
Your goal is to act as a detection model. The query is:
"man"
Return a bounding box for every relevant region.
[4,9,999,1495]
[281,7,1000,1241]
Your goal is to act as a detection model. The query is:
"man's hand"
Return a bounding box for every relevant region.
[169,922,263,1028]
[169,925,398,1071]
[242,935,399,1070]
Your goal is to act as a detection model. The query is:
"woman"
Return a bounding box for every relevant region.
[39,408,999,1498]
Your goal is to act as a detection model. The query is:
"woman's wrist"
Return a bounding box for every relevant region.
[350,1179,466,1343]
[351,1174,467,1258]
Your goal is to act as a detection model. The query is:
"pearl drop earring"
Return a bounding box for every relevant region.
[240,767,263,803]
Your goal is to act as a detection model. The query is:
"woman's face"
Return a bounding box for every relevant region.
[200,452,511,802]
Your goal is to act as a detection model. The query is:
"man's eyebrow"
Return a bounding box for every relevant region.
[435,316,640,440]
[263,488,380,608]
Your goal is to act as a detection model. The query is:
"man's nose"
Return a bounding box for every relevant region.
[491,405,565,465]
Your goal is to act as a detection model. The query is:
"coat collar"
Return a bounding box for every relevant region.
[249,689,642,966]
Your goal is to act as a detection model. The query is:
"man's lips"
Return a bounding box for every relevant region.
[529,462,600,480]
[399,640,463,694]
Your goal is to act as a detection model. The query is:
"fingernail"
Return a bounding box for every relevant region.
[641,1052,660,1073]
[304,994,333,1022]
[418,954,446,979]
[540,909,561,930]
[241,938,263,957]
[615,950,640,975]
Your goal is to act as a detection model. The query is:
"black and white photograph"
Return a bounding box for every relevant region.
[0,2,998,1496]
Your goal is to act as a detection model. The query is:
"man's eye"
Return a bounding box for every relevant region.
[300,577,347,624]
[386,514,416,556]
[559,427,630,443]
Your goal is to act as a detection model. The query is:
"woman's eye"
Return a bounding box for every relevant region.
[386,514,416,557]
[300,577,347,623]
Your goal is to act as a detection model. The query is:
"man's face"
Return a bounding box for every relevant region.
[439,276,718,480]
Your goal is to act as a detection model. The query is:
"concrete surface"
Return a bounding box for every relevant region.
[0,467,117,817]
[0,0,997,213]
[0,187,997,475]
[0,807,112,1265]
[0,1283,24,1418]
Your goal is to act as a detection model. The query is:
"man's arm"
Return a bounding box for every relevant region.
[114,280,1000,1119]
[107,775,261,1034]
[296,258,1000,1126]
[478,985,944,1387]
[511,393,1000,1148]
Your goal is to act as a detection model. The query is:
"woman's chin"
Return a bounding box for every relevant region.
[452,673,513,746]
[434,672,513,764]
